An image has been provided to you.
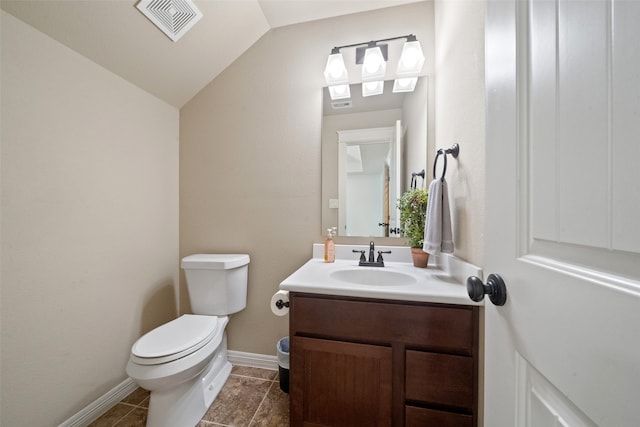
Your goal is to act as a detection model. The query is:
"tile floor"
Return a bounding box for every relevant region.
[88,366,289,427]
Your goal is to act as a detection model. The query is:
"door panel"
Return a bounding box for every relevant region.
[555,0,609,248]
[485,0,640,426]
[292,336,392,427]
[528,0,640,276]
[515,353,597,427]
[611,2,640,253]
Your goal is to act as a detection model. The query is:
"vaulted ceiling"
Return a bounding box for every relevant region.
[1,0,424,107]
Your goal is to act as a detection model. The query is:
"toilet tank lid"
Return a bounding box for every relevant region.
[181,254,250,270]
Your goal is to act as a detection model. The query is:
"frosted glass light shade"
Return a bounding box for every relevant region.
[396,41,425,75]
[324,53,348,85]
[362,81,384,97]
[392,77,418,93]
[362,47,387,81]
[328,84,351,100]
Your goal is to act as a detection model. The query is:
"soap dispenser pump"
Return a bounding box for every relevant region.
[324,228,335,263]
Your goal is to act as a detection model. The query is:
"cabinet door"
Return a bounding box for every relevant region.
[405,406,473,427]
[405,350,474,410]
[291,336,393,427]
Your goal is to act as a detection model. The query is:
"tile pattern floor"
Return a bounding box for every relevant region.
[88,366,289,427]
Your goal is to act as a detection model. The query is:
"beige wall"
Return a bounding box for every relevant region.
[434,2,486,423]
[434,0,486,266]
[403,77,430,190]
[1,11,179,426]
[180,2,435,356]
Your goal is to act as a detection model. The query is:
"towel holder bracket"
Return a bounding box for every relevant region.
[433,143,460,181]
[410,169,426,189]
[448,143,459,158]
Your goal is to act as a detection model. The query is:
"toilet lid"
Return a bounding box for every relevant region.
[131,314,220,364]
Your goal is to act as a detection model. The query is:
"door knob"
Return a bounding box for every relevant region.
[467,274,507,306]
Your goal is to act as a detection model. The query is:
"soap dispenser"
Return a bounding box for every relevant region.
[324,228,335,263]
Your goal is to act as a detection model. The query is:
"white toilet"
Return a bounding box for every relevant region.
[126,254,250,427]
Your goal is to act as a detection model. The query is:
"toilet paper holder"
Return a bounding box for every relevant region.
[275,299,289,310]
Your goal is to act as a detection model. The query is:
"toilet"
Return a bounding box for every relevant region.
[126,254,250,427]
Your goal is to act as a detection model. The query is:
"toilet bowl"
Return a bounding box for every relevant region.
[126,254,249,427]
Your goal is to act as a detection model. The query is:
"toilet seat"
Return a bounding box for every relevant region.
[131,314,221,365]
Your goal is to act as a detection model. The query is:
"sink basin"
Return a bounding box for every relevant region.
[330,268,417,286]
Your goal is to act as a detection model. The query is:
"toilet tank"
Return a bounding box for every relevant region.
[181,254,250,315]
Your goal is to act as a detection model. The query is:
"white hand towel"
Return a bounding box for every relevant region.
[423,178,454,255]
[423,179,442,254]
[440,179,454,253]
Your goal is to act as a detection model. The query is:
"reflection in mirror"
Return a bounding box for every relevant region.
[337,126,400,237]
[321,79,428,237]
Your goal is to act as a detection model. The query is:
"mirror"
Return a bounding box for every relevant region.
[321,78,428,237]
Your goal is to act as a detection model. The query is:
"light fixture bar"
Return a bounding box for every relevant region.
[329,34,417,54]
[355,43,388,65]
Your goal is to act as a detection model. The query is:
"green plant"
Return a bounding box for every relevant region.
[398,188,429,248]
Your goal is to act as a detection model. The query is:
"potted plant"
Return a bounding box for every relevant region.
[398,188,429,267]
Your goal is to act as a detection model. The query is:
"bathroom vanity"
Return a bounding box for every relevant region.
[280,244,483,427]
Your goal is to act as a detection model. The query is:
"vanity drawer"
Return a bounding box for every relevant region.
[405,350,474,409]
[405,406,473,427]
[291,293,474,354]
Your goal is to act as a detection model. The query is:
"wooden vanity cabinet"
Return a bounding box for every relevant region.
[289,292,479,427]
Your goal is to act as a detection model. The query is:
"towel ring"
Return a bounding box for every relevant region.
[433,151,447,181]
[432,144,460,181]
[410,169,425,189]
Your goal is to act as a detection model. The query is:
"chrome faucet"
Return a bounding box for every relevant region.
[352,241,391,267]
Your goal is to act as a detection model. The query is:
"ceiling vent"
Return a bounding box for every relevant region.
[136,0,203,42]
[331,101,353,110]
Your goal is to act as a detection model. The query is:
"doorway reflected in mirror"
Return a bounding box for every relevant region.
[321,79,428,237]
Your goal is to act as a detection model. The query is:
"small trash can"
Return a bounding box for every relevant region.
[276,336,290,393]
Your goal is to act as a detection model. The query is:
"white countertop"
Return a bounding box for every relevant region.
[279,244,484,306]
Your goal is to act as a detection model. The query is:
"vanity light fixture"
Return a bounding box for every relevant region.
[324,34,425,100]
[362,81,384,97]
[328,84,351,100]
[392,77,418,93]
[324,51,349,85]
[396,37,425,75]
[360,44,387,81]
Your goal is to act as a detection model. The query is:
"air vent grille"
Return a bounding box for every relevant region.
[136,0,203,42]
[331,101,353,110]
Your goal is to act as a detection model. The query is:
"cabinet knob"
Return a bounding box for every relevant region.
[466,274,507,306]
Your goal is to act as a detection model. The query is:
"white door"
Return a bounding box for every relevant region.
[484,1,640,426]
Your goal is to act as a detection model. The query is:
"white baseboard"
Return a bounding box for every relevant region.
[58,377,138,427]
[228,350,279,371]
[59,351,277,427]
